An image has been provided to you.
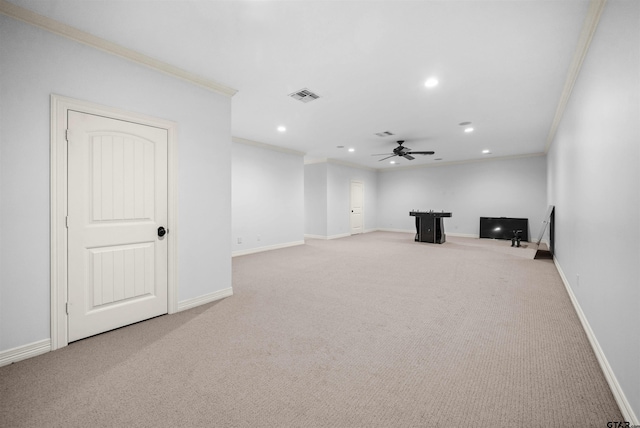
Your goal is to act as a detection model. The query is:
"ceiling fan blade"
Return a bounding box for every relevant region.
[371,153,394,156]
[378,154,398,161]
[406,151,435,155]
[403,154,415,160]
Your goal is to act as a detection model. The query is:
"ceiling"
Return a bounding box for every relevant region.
[9,0,591,169]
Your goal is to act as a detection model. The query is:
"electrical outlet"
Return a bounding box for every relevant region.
[257,235,261,241]
[237,237,242,244]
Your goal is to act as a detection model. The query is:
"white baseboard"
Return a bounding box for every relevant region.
[232,240,305,257]
[177,287,234,312]
[447,232,479,239]
[307,230,525,242]
[554,260,638,424]
[304,234,327,240]
[0,339,51,367]
[328,233,351,240]
[0,290,234,366]
[304,233,351,240]
[376,228,413,233]
[376,228,479,239]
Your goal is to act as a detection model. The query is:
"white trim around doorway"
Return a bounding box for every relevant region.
[50,94,178,350]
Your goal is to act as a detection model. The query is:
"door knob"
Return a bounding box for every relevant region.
[158,226,167,237]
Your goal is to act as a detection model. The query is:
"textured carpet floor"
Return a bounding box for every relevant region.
[0,232,622,427]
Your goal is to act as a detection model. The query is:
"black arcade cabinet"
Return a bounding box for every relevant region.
[409,211,452,244]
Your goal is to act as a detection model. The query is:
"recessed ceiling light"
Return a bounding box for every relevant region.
[390,160,396,164]
[277,126,286,132]
[424,77,439,88]
[348,148,355,152]
[482,149,491,154]
[464,127,474,133]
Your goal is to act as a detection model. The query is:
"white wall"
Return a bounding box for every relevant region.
[377,156,547,239]
[304,161,378,239]
[304,163,328,237]
[0,16,232,351]
[232,142,304,254]
[547,0,639,419]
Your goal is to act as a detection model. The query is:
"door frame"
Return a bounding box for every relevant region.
[350,180,364,235]
[50,94,178,350]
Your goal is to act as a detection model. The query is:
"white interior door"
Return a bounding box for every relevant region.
[67,110,168,342]
[350,180,364,235]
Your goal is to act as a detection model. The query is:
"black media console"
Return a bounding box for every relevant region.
[410,211,452,244]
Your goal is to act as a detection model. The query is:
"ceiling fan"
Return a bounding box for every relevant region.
[372,140,435,161]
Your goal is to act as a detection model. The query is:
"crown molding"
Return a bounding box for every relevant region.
[0,0,237,97]
[305,152,545,173]
[303,156,379,172]
[544,0,607,152]
[326,158,376,172]
[304,157,376,172]
[378,152,546,173]
[232,136,305,156]
[303,157,329,165]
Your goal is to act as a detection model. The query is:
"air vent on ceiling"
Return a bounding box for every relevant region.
[375,131,395,137]
[289,88,320,103]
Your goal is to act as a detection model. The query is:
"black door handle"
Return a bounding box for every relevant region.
[158,226,167,237]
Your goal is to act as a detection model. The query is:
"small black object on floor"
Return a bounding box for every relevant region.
[511,230,523,247]
[534,242,553,260]
[534,249,553,260]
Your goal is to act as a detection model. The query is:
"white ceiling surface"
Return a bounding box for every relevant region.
[10,0,590,169]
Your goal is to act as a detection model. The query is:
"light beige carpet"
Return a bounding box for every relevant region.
[0,232,622,427]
